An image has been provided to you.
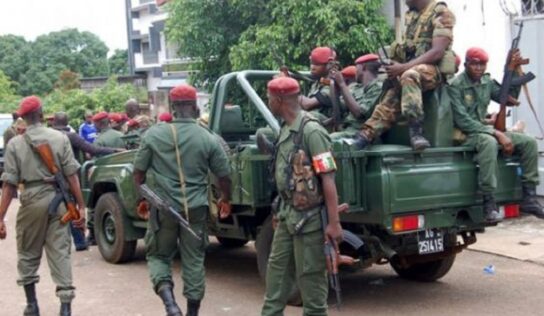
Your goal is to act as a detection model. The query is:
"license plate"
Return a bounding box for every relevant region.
[417,229,444,255]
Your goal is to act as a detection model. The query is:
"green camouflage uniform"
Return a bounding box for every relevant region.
[261,111,336,316]
[95,127,125,150]
[362,1,456,140]
[134,118,230,301]
[331,78,384,139]
[308,80,334,123]
[0,123,80,303]
[450,71,538,193]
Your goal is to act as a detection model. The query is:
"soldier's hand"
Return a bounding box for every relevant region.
[272,214,279,230]
[507,95,520,107]
[325,221,344,244]
[494,130,514,155]
[508,49,526,70]
[137,200,150,220]
[0,220,6,239]
[332,70,346,87]
[385,61,408,79]
[485,112,498,125]
[218,199,232,219]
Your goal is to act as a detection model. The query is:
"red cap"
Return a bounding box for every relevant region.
[465,47,489,63]
[158,112,173,122]
[310,47,336,64]
[16,96,42,116]
[267,77,300,96]
[109,113,123,123]
[355,54,379,65]
[92,111,109,122]
[121,113,128,121]
[170,84,197,102]
[127,119,139,128]
[341,66,357,79]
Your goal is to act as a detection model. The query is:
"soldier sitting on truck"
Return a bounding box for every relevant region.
[450,47,543,222]
[331,54,385,139]
[353,0,456,151]
[93,111,125,152]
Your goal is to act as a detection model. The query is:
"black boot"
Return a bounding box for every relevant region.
[408,120,430,151]
[353,132,370,150]
[187,300,201,316]
[59,302,71,316]
[483,194,503,223]
[86,229,97,246]
[256,133,274,155]
[23,283,40,316]
[520,183,544,218]
[157,282,183,316]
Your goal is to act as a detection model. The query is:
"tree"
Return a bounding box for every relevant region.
[54,70,81,91]
[108,49,130,75]
[0,35,31,94]
[0,70,20,113]
[166,0,391,88]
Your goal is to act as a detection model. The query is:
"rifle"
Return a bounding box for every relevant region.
[494,21,536,132]
[139,184,201,241]
[320,60,342,131]
[32,142,81,224]
[321,206,342,310]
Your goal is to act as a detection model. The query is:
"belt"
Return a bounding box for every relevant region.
[23,178,55,189]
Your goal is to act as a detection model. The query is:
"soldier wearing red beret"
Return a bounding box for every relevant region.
[261,77,346,316]
[449,47,543,222]
[340,66,357,85]
[0,96,86,315]
[158,112,173,123]
[133,84,232,316]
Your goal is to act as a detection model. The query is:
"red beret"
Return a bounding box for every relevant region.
[267,77,300,96]
[341,66,357,79]
[454,53,461,67]
[170,84,197,102]
[121,113,128,121]
[109,113,123,123]
[355,54,379,65]
[17,96,42,116]
[158,112,173,122]
[310,47,336,64]
[465,47,489,63]
[92,111,109,122]
[127,119,139,128]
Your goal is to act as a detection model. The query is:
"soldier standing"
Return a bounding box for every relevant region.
[261,77,344,316]
[354,0,456,150]
[93,111,125,151]
[450,47,543,221]
[331,54,385,139]
[125,98,141,119]
[133,84,232,316]
[0,96,85,316]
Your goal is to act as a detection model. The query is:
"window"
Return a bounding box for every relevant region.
[522,0,544,16]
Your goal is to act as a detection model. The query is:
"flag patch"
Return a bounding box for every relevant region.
[312,152,337,174]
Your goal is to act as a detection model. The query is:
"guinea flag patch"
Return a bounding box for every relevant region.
[312,152,337,174]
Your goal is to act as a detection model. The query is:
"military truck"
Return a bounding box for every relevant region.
[81,70,523,289]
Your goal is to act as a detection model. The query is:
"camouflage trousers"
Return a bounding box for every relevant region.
[362,64,442,140]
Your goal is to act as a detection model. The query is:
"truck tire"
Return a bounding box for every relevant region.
[94,192,136,264]
[216,237,249,248]
[390,253,456,282]
[255,215,302,306]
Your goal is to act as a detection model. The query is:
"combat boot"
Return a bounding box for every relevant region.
[520,183,544,219]
[353,132,370,150]
[483,194,503,223]
[408,120,430,151]
[157,282,183,316]
[23,283,40,316]
[86,229,97,246]
[187,299,201,316]
[59,302,71,316]
[256,133,274,155]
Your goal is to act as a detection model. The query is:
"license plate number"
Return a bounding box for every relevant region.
[417,229,444,255]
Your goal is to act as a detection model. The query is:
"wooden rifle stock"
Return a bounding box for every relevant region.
[34,143,59,174]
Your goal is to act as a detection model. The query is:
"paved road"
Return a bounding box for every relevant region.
[1,202,543,316]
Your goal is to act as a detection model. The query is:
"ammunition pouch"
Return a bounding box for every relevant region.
[390,41,407,63]
[289,149,323,211]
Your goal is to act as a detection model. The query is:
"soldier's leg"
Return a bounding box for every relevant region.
[178,206,209,315]
[261,220,296,316]
[463,133,502,221]
[294,229,328,316]
[507,132,543,217]
[360,84,401,141]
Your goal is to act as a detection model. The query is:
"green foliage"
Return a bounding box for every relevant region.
[166,0,392,87]
[54,70,81,91]
[0,70,19,113]
[108,49,130,75]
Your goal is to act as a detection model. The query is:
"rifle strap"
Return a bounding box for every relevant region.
[517,68,544,140]
[169,124,190,222]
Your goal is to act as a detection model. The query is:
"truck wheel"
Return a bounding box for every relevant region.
[216,237,249,248]
[255,215,302,306]
[94,192,136,264]
[390,254,456,282]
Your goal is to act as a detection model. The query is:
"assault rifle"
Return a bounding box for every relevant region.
[32,142,81,224]
[495,21,536,132]
[139,184,201,241]
[321,206,342,310]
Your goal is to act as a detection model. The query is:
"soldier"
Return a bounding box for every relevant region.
[93,111,125,151]
[450,47,543,221]
[125,98,141,119]
[133,84,232,316]
[354,0,456,150]
[159,112,173,123]
[300,46,338,124]
[331,54,385,139]
[261,77,344,316]
[0,96,85,316]
[109,112,125,132]
[340,66,357,86]
[3,112,20,146]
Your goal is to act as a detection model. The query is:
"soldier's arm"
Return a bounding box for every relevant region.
[133,134,152,188]
[449,85,494,135]
[69,132,117,156]
[334,72,363,118]
[0,141,20,239]
[208,140,232,199]
[299,95,321,110]
[59,135,85,218]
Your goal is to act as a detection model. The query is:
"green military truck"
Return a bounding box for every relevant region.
[81,70,523,287]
